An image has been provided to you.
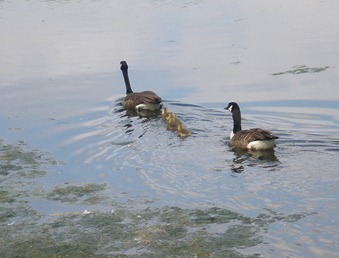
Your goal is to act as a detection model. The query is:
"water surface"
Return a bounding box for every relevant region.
[1,0,339,257]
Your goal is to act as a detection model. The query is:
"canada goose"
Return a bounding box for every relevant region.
[162,107,170,120]
[120,61,162,111]
[225,102,278,150]
[177,122,191,138]
[166,113,180,131]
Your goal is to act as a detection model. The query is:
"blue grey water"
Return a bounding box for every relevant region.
[1,0,339,257]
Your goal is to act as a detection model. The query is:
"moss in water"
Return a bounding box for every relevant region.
[0,190,15,203]
[0,203,311,257]
[0,235,107,258]
[0,139,309,257]
[272,65,330,75]
[0,207,16,222]
[0,139,59,178]
[47,183,107,203]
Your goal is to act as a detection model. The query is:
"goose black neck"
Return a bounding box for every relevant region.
[232,107,242,133]
[121,69,133,94]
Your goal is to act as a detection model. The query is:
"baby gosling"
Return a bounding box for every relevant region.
[166,113,180,131]
[162,107,170,120]
[177,122,191,138]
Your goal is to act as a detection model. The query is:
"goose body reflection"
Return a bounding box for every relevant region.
[120,61,162,112]
[225,102,279,150]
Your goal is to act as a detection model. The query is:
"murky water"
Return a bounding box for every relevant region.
[1,0,339,257]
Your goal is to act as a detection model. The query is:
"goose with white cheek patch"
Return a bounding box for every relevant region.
[225,102,279,150]
[120,61,162,112]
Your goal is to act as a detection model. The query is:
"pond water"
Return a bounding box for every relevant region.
[1,0,339,257]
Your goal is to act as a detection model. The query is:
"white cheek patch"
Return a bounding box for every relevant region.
[227,105,233,112]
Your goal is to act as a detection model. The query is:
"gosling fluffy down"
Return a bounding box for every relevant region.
[177,122,192,138]
[166,113,180,131]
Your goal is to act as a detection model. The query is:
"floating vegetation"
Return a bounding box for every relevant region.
[0,139,60,234]
[0,191,15,203]
[0,203,311,257]
[0,139,311,257]
[0,139,59,178]
[47,183,107,204]
[272,65,330,75]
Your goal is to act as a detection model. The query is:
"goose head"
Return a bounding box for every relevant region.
[120,61,128,71]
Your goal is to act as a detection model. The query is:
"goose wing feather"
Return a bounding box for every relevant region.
[246,128,278,141]
[124,91,162,108]
[231,128,278,148]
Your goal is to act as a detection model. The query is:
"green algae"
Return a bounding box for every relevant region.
[0,190,15,203]
[272,65,330,76]
[0,139,58,178]
[0,201,310,258]
[0,139,310,257]
[47,183,107,204]
[0,206,265,257]
[0,207,16,222]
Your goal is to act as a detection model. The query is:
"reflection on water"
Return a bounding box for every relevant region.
[231,148,279,173]
[60,98,339,202]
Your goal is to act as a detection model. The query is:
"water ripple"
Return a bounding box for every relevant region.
[56,99,339,213]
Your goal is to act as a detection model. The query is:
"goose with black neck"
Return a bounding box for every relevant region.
[120,61,162,113]
[225,102,279,150]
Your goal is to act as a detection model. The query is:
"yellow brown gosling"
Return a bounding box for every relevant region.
[162,107,170,120]
[166,113,180,131]
[177,122,191,138]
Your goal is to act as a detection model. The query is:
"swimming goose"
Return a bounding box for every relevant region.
[225,102,278,150]
[120,61,162,111]
[177,122,191,138]
[166,113,180,131]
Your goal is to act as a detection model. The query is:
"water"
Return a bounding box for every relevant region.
[1,0,339,257]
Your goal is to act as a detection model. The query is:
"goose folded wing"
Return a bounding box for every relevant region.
[125,91,162,105]
[240,128,278,142]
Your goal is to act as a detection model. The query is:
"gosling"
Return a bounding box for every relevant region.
[177,122,191,138]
